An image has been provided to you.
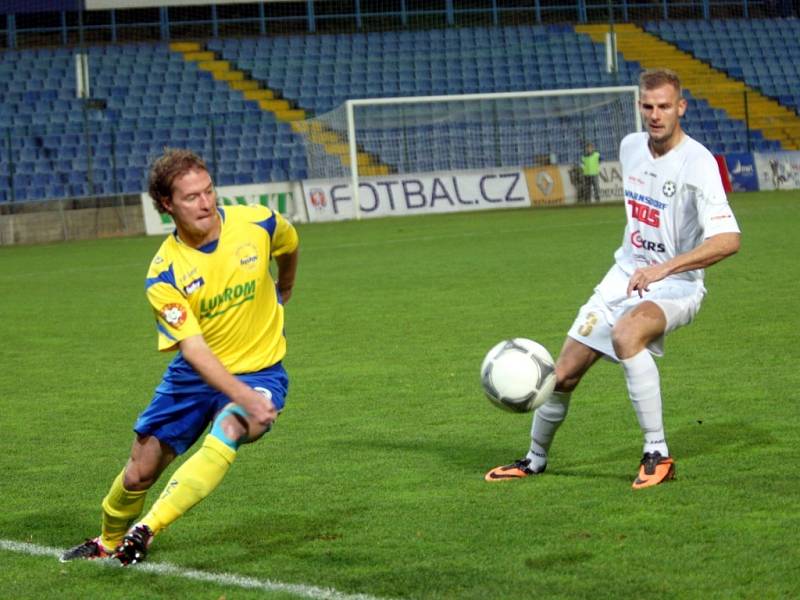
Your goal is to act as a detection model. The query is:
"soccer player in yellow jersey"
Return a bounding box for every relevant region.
[62,149,299,565]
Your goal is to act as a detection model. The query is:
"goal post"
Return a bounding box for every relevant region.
[294,86,641,218]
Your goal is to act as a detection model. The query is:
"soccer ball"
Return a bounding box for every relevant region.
[480,338,557,413]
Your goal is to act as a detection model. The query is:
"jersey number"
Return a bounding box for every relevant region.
[627,199,660,227]
[578,312,599,337]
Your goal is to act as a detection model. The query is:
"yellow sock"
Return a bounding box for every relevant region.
[140,435,236,535]
[100,469,148,550]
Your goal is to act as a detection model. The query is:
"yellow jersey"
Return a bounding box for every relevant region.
[145,205,298,375]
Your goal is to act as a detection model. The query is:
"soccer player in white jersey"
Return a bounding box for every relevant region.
[485,69,741,489]
[62,149,299,563]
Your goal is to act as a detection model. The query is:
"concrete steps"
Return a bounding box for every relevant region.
[169,41,392,175]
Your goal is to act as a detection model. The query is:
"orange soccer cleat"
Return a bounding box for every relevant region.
[632,452,675,490]
[484,458,545,482]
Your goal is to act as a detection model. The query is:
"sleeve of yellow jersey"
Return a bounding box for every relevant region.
[270,210,299,257]
[145,260,203,352]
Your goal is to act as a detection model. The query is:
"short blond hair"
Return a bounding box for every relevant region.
[639,69,682,97]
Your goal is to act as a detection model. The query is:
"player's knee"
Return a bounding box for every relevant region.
[210,404,251,450]
[220,412,248,443]
[554,358,583,392]
[611,323,646,359]
[243,419,272,444]
[123,465,158,491]
[554,373,580,393]
[553,355,586,393]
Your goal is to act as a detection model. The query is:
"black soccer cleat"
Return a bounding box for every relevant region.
[60,537,112,562]
[113,524,154,566]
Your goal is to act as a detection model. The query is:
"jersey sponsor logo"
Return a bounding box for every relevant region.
[624,189,667,210]
[630,230,666,252]
[200,279,257,319]
[183,277,205,295]
[662,181,677,197]
[161,303,187,328]
[627,199,661,227]
[236,243,260,271]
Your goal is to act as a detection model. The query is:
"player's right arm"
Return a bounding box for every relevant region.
[178,334,277,428]
[626,231,740,297]
[146,251,275,426]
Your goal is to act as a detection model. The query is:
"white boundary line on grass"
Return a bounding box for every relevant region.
[1,539,391,600]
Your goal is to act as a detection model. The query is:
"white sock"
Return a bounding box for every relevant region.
[526,391,571,471]
[621,349,669,457]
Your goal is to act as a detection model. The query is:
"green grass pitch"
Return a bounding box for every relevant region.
[0,190,798,599]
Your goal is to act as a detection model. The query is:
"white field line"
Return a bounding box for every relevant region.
[1,539,393,600]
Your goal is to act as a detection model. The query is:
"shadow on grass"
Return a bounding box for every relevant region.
[667,420,776,459]
[331,419,775,486]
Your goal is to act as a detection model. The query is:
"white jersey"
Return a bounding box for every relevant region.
[615,132,740,282]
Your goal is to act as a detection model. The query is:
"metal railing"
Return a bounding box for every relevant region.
[0,1,780,50]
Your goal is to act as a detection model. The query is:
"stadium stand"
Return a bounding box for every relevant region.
[646,19,800,110]
[0,19,796,203]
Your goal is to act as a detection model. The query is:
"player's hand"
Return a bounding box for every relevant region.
[626,264,668,298]
[237,387,277,428]
[277,284,293,303]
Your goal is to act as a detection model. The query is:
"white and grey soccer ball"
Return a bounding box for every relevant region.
[480,338,557,413]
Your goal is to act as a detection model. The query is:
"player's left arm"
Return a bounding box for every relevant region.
[274,249,299,303]
[627,232,740,297]
[270,211,300,303]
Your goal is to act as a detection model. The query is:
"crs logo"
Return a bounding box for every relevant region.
[630,231,666,252]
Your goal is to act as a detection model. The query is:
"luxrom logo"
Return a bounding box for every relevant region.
[218,191,293,214]
[200,280,256,319]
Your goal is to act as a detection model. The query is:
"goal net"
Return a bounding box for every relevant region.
[293,86,640,209]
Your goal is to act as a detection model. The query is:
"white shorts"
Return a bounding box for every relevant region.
[567,264,706,361]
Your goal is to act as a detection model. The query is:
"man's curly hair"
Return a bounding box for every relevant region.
[147,148,209,214]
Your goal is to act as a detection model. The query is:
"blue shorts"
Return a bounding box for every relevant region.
[134,358,289,455]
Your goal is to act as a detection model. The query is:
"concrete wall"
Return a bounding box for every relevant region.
[0,203,144,246]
